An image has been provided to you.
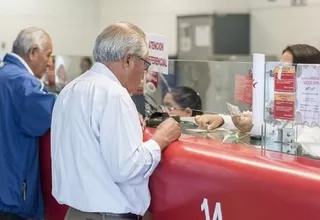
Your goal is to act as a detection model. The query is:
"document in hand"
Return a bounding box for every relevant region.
[226,102,242,116]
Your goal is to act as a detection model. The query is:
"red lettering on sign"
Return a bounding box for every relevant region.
[149,41,164,51]
[273,93,295,121]
[149,56,168,67]
[274,66,296,92]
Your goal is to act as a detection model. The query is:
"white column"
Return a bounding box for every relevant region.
[251,53,266,137]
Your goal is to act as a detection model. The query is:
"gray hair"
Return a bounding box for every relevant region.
[12,27,50,56]
[93,22,148,63]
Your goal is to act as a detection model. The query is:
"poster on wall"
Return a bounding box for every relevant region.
[295,64,320,126]
[234,73,253,105]
[195,25,211,47]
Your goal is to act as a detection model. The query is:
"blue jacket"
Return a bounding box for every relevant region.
[0,54,56,219]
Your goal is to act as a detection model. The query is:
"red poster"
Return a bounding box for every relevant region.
[132,71,159,95]
[145,71,159,93]
[234,74,253,105]
[274,66,295,92]
[273,93,295,121]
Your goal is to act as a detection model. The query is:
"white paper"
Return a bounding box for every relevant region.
[226,102,242,116]
[195,25,211,47]
[252,54,266,136]
[295,64,320,126]
[146,33,169,75]
[180,116,196,124]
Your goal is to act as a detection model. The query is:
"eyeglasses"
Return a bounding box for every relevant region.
[161,105,184,111]
[139,57,151,70]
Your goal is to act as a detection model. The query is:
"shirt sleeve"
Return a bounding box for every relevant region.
[219,114,237,130]
[18,79,57,137]
[99,92,161,184]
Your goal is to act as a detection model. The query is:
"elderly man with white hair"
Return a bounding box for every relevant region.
[0,27,56,220]
[51,22,181,220]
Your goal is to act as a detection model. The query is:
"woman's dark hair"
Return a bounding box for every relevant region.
[282,44,320,64]
[81,57,93,67]
[168,86,202,116]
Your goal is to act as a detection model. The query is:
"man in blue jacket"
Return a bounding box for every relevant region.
[0,27,56,220]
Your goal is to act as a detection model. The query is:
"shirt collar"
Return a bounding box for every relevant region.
[7,52,34,76]
[90,62,122,85]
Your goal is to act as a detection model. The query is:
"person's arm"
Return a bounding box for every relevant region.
[100,93,161,184]
[18,79,56,137]
[219,114,237,130]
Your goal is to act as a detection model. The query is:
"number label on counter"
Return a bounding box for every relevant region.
[201,198,223,220]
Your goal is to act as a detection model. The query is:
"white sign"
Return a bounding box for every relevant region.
[201,198,223,220]
[296,64,320,126]
[195,25,211,47]
[146,33,168,75]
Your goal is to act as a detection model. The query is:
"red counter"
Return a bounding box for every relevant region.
[40,129,320,220]
[144,129,320,220]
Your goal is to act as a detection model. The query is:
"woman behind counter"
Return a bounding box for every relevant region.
[162,86,203,117]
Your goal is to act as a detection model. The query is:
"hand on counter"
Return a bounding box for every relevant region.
[231,114,253,133]
[152,118,181,151]
[195,114,224,130]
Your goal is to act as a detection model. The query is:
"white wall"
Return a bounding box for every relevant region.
[3,0,319,57]
[100,0,320,57]
[0,0,100,56]
[99,0,249,55]
[250,0,320,56]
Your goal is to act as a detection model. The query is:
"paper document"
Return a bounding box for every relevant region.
[180,117,196,124]
[226,102,242,116]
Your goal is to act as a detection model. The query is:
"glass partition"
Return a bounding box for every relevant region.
[145,59,254,147]
[146,59,320,161]
[47,56,320,161]
[264,62,320,160]
[145,60,252,114]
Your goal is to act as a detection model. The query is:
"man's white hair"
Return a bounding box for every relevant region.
[12,27,50,56]
[93,22,148,63]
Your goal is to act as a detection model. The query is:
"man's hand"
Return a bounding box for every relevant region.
[231,115,253,133]
[138,113,146,131]
[152,118,181,151]
[195,114,224,130]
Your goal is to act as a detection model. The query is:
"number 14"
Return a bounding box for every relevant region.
[201,198,223,220]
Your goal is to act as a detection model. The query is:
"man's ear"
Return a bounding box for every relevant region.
[123,53,133,69]
[28,46,38,60]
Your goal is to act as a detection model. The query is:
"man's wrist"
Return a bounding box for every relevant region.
[151,134,168,151]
